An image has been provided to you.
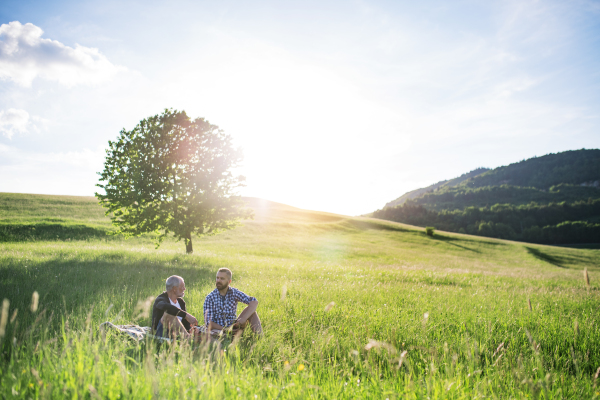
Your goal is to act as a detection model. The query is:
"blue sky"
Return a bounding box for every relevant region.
[1,0,599,215]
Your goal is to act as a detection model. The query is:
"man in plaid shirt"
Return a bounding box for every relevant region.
[203,268,263,335]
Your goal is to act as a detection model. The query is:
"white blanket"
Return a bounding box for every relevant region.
[99,322,223,342]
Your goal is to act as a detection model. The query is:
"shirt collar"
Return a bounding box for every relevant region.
[213,287,231,297]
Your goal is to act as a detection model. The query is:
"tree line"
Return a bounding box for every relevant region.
[462,149,600,189]
[408,184,600,211]
[373,198,600,244]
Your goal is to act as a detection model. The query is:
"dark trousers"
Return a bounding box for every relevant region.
[155,321,170,338]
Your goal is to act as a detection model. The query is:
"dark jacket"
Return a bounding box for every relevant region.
[151,292,191,332]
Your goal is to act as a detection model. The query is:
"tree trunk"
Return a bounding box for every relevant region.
[185,233,193,254]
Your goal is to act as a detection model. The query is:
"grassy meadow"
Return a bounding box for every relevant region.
[1,193,600,399]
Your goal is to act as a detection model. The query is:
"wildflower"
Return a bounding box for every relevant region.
[298,364,305,371]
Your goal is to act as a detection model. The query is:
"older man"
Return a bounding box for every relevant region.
[203,268,262,335]
[152,275,199,338]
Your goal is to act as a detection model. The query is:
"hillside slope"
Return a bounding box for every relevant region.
[1,192,599,398]
[0,193,347,242]
[375,149,600,245]
[384,167,489,208]
[463,149,600,189]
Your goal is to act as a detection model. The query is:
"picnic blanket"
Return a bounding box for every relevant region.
[99,322,223,342]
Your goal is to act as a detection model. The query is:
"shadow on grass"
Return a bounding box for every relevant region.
[347,219,411,232]
[525,247,568,268]
[0,223,112,242]
[427,233,484,253]
[555,243,600,250]
[0,253,218,336]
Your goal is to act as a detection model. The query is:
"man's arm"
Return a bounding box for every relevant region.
[236,300,258,325]
[155,296,196,326]
[154,296,189,318]
[207,321,225,331]
[203,296,218,329]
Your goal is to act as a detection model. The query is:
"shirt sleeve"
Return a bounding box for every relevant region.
[232,288,257,305]
[154,296,188,318]
[203,295,214,327]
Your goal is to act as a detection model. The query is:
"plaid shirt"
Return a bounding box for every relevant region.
[203,287,257,328]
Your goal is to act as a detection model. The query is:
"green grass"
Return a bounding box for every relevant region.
[1,193,600,399]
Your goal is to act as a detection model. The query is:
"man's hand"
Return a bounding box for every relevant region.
[231,319,247,332]
[185,314,198,327]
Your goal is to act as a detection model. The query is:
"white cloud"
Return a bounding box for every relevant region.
[0,21,125,87]
[0,108,40,139]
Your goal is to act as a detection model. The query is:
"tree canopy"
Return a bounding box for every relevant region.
[96,109,252,253]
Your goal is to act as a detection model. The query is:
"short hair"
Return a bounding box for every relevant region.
[217,268,232,280]
[166,275,183,291]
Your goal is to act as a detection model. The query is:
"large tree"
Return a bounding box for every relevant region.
[96,109,252,253]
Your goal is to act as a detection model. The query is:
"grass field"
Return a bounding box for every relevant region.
[1,193,600,399]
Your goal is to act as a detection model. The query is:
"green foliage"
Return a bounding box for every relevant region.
[385,167,490,208]
[409,184,600,211]
[376,149,600,245]
[96,109,252,253]
[425,226,435,236]
[374,199,600,244]
[462,149,600,189]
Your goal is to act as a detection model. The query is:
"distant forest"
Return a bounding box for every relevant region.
[374,149,600,245]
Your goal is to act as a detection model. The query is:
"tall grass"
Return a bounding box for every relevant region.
[1,194,599,398]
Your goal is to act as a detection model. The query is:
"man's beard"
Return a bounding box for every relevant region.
[216,282,228,290]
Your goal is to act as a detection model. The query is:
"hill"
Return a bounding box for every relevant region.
[463,149,600,190]
[374,149,600,245]
[0,193,345,242]
[384,167,489,208]
[0,192,599,398]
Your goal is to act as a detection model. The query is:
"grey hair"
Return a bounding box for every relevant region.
[166,275,183,292]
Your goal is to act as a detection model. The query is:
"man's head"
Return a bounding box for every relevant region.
[166,275,185,298]
[216,268,232,291]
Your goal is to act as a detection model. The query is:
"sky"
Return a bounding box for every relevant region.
[1,0,599,216]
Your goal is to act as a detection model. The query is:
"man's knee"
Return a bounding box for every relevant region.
[162,313,178,325]
[162,314,184,331]
[241,312,258,325]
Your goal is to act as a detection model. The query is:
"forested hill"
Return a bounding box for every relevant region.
[462,149,600,189]
[373,149,600,246]
[385,167,489,208]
